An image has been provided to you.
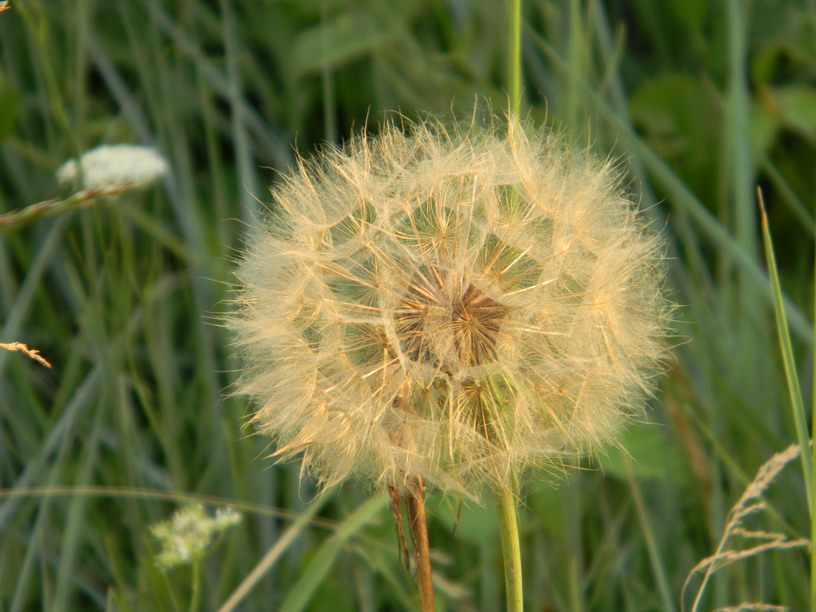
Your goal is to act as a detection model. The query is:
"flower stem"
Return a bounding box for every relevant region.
[190,560,201,612]
[496,482,523,612]
[497,488,524,612]
[405,477,435,612]
[487,375,524,610]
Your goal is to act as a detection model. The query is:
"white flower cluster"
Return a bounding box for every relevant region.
[150,504,241,569]
[56,144,168,189]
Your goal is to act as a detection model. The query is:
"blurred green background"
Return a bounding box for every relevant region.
[1,0,815,610]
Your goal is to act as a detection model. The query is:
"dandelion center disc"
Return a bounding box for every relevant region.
[396,269,507,371]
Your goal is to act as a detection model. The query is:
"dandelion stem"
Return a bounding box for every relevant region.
[497,482,523,612]
[488,371,525,610]
[405,478,435,612]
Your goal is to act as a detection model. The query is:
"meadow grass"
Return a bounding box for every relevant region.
[1,1,814,610]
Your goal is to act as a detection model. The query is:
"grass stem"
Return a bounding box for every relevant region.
[190,561,201,612]
[0,185,131,234]
[508,0,522,115]
[812,194,816,612]
[500,1,524,605]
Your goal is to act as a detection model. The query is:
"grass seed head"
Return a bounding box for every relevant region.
[231,115,672,498]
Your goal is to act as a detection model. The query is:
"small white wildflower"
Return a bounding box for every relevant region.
[56,144,168,189]
[212,506,242,529]
[150,504,242,570]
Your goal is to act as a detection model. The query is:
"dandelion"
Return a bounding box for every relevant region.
[56,144,168,189]
[151,504,241,570]
[230,114,671,499]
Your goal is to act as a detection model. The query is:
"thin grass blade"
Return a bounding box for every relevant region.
[278,494,385,612]
[758,188,812,514]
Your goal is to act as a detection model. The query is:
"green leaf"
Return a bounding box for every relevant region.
[668,0,708,29]
[596,423,686,482]
[291,1,422,77]
[293,14,389,76]
[750,97,780,160]
[0,70,19,142]
[772,85,816,140]
[278,494,385,612]
[528,485,566,537]
[629,73,717,197]
[428,496,498,545]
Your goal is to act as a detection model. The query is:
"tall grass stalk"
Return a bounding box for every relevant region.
[508,0,522,115]
[810,2,816,602]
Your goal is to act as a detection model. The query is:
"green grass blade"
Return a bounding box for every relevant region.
[758,189,812,513]
[0,366,102,531]
[623,455,675,612]
[725,0,761,377]
[508,0,522,115]
[806,1,816,593]
[527,28,813,345]
[218,0,259,223]
[52,399,104,612]
[0,219,66,373]
[278,494,385,612]
[217,490,334,612]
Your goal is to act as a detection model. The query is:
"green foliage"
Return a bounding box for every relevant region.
[596,423,687,483]
[291,0,424,77]
[0,0,814,610]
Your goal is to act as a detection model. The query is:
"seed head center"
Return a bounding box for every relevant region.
[397,271,506,369]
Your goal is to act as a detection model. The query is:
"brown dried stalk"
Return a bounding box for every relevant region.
[683,444,809,612]
[0,342,51,367]
[405,477,434,612]
[389,478,435,612]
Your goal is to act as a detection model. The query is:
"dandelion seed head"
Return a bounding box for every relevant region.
[231,115,672,498]
[57,144,168,189]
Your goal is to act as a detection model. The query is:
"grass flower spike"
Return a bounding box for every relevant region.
[232,115,670,498]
